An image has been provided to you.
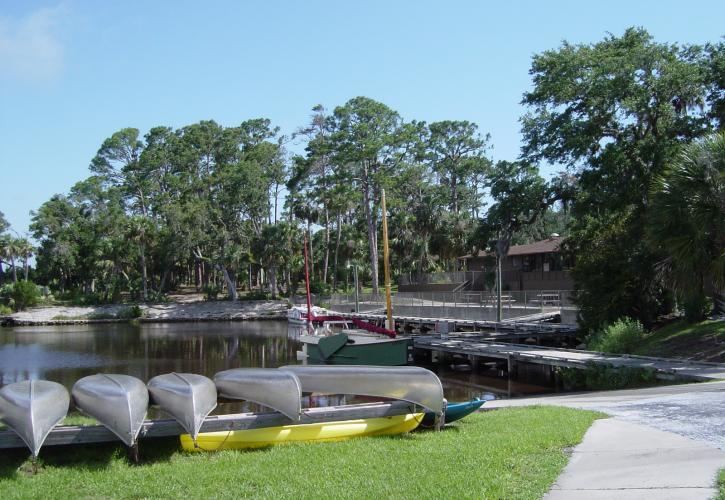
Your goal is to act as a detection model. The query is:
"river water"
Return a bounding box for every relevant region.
[0,321,558,407]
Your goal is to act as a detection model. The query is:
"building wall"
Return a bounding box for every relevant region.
[465,253,574,291]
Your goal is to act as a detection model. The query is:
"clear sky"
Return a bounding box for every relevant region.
[1,0,723,236]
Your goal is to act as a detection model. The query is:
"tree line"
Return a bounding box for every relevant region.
[2,28,723,329]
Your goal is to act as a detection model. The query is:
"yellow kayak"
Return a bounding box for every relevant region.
[180,413,424,451]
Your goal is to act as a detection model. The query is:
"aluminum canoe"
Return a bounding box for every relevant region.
[213,368,301,421]
[279,365,444,415]
[0,380,69,458]
[147,373,217,441]
[72,374,148,447]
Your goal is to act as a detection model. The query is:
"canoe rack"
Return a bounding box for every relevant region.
[0,401,416,450]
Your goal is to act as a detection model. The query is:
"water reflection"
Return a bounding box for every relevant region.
[0,321,560,405]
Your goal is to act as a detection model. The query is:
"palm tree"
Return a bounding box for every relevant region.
[15,238,34,281]
[648,133,725,319]
[0,236,20,283]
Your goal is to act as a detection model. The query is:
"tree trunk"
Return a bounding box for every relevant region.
[140,241,148,301]
[269,266,278,299]
[362,178,379,294]
[221,266,238,300]
[23,259,29,281]
[307,221,315,281]
[10,256,17,283]
[323,206,330,285]
[332,212,342,292]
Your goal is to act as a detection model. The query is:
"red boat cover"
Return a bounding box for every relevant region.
[303,314,396,338]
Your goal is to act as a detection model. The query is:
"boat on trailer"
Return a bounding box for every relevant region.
[0,380,69,458]
[213,368,302,420]
[147,373,217,442]
[72,374,148,447]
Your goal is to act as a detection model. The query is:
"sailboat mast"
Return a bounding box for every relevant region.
[304,231,312,329]
[381,189,393,331]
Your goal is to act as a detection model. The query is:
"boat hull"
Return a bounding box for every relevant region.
[180,412,424,451]
[148,373,217,441]
[214,369,301,420]
[302,334,410,366]
[72,374,148,447]
[0,380,69,458]
[422,399,485,427]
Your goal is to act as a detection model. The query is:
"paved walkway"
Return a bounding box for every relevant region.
[489,381,725,498]
[544,419,725,499]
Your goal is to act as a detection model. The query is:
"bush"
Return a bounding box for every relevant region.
[558,363,658,391]
[117,305,143,319]
[682,293,710,323]
[0,304,12,315]
[244,290,271,301]
[203,283,220,301]
[588,317,646,354]
[1,281,41,311]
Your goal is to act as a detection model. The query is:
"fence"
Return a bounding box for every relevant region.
[397,271,482,286]
[326,290,577,323]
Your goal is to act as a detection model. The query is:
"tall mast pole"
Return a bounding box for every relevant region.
[304,231,312,330]
[381,189,393,331]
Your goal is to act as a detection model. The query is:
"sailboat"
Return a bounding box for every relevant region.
[297,190,410,365]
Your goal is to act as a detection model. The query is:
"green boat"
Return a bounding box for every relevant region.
[421,398,485,427]
[300,332,410,366]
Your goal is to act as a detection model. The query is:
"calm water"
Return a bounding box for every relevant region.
[0,321,558,407]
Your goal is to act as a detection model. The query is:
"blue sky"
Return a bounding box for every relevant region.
[1,0,723,235]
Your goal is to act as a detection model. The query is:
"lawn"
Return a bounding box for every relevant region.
[632,319,725,362]
[718,469,725,500]
[0,406,601,500]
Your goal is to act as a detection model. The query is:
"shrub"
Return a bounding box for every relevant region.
[0,304,12,315]
[203,283,220,301]
[588,317,646,354]
[1,281,41,311]
[117,305,143,319]
[558,363,658,391]
[682,293,710,323]
[244,290,271,301]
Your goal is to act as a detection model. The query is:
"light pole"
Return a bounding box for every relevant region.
[347,261,359,313]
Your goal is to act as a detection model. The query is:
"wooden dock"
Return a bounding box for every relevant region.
[412,335,725,381]
[0,401,415,450]
[337,311,578,338]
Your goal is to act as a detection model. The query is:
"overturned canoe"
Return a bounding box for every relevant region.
[421,398,485,427]
[279,365,444,416]
[214,368,301,421]
[0,380,69,458]
[72,374,148,447]
[181,412,424,451]
[148,373,217,441]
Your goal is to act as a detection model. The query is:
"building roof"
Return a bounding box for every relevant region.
[459,236,563,259]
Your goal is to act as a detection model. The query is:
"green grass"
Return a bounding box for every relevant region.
[718,469,725,500]
[0,407,601,499]
[632,319,725,362]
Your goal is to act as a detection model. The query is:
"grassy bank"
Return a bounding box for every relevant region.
[0,407,601,499]
[718,469,725,500]
[633,319,725,362]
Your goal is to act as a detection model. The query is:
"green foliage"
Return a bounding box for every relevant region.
[1,280,41,311]
[522,27,719,330]
[630,319,725,361]
[116,305,142,319]
[202,283,220,301]
[558,363,658,391]
[588,317,647,354]
[0,304,11,315]
[648,133,725,320]
[243,290,271,300]
[0,408,600,500]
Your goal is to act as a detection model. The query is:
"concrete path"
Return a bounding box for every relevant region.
[545,419,725,499]
[489,381,725,498]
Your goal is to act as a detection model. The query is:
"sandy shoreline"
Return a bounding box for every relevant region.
[0,299,290,326]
